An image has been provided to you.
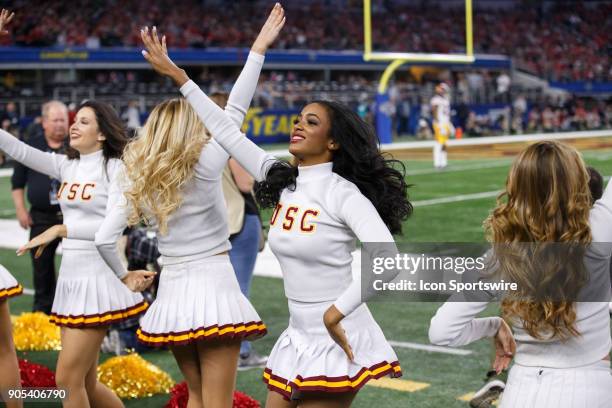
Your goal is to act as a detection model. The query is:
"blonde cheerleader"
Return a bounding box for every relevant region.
[94,6,285,407]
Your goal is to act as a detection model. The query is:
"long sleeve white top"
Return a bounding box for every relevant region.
[179,82,398,316]
[0,130,123,249]
[95,52,265,279]
[429,181,612,368]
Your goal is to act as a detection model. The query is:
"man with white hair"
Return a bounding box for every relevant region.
[430,83,453,169]
[11,100,68,314]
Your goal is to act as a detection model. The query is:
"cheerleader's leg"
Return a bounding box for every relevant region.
[170,343,203,408]
[299,391,357,408]
[83,348,124,408]
[265,390,298,408]
[56,326,123,408]
[0,299,22,408]
[196,338,241,408]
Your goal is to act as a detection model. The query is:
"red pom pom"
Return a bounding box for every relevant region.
[164,382,260,408]
[163,382,189,408]
[18,359,57,388]
[233,390,260,408]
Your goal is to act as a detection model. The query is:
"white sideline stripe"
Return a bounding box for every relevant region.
[413,175,610,207]
[406,161,512,176]
[0,168,12,177]
[388,340,473,356]
[413,190,501,207]
[251,130,612,158]
[382,129,612,151]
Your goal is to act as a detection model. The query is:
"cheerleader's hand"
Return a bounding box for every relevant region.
[323,305,354,362]
[16,225,66,258]
[251,3,286,55]
[140,26,189,86]
[493,319,515,374]
[0,9,15,36]
[121,270,156,292]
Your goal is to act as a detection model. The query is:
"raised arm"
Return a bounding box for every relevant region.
[225,3,286,127]
[0,10,64,179]
[0,130,65,180]
[140,22,281,181]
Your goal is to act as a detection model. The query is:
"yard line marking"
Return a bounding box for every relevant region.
[388,340,473,356]
[458,392,500,405]
[367,377,430,393]
[0,168,12,177]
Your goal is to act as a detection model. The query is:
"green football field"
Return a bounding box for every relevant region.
[1,148,611,407]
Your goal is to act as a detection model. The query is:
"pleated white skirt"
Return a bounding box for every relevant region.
[500,360,612,408]
[263,299,402,400]
[0,263,22,301]
[50,248,147,327]
[136,255,266,347]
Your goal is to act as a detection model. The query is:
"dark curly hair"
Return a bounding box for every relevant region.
[255,100,412,235]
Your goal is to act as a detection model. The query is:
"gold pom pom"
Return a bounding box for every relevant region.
[12,312,61,351]
[97,353,175,399]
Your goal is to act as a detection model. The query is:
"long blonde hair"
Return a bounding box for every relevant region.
[484,140,592,340]
[122,98,210,234]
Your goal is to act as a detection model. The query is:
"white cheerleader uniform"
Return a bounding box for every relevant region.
[0,131,146,327]
[95,52,267,347]
[0,264,22,301]
[181,83,402,400]
[428,181,612,408]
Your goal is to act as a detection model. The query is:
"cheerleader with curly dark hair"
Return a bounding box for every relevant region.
[137,25,412,407]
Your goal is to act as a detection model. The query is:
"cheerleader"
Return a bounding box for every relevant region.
[0,11,22,408]
[94,6,285,407]
[429,141,612,408]
[138,24,412,407]
[0,263,23,408]
[0,14,153,408]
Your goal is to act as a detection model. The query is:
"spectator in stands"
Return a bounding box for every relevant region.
[1,102,19,130]
[10,100,68,314]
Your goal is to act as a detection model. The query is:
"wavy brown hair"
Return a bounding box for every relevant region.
[484,140,592,340]
[122,98,210,234]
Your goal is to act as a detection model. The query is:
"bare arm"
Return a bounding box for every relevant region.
[228,158,254,193]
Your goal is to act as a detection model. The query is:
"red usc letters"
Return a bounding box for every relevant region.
[270,203,320,233]
[57,182,96,201]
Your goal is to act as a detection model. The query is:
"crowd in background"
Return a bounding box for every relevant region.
[0,0,609,82]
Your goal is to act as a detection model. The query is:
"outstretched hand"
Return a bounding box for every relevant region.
[140,26,189,86]
[16,225,65,258]
[0,8,15,36]
[251,3,286,55]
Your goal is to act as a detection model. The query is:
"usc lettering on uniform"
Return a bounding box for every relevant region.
[270,203,320,233]
[57,182,96,201]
